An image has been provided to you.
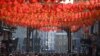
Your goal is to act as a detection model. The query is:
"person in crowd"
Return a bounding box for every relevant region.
[90,33,97,56]
[85,34,93,56]
[94,33,100,56]
[88,33,99,56]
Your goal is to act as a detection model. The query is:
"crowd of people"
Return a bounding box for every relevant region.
[0,32,100,56]
[0,39,13,56]
[8,53,68,56]
[80,33,100,56]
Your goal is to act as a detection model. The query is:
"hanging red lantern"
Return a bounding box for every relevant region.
[4,0,10,3]
[44,0,51,3]
[44,0,60,3]
[74,13,79,20]
[29,0,39,3]
[17,0,24,3]
[52,0,60,3]
[11,0,15,2]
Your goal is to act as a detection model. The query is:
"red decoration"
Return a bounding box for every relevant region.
[0,0,100,32]
[17,0,24,3]
[44,0,60,3]
[29,0,39,3]
[11,0,15,2]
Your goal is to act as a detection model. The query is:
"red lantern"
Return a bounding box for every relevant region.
[17,0,24,3]
[44,0,60,3]
[44,0,51,3]
[11,0,15,3]
[29,0,39,3]
[4,0,10,3]
[52,0,60,3]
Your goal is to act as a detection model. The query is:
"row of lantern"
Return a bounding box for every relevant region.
[0,0,64,3]
[2,10,100,30]
[1,7,100,24]
[0,0,100,3]
[0,0,100,13]
[0,1,100,19]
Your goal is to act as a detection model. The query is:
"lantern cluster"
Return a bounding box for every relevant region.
[0,0,100,32]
